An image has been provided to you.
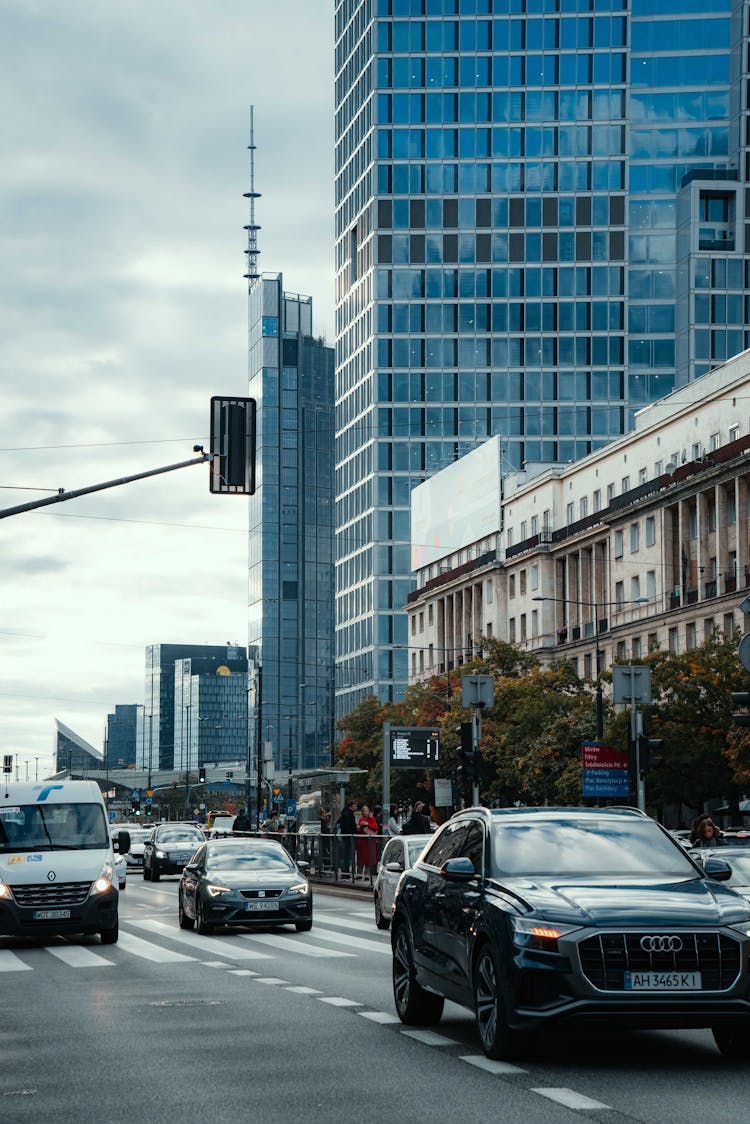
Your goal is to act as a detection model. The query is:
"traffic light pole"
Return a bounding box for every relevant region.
[471,709,481,806]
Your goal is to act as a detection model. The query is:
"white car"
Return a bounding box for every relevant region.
[373,833,431,930]
[112,825,153,868]
[114,851,127,890]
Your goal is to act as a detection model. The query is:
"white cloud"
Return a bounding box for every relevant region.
[0,0,333,775]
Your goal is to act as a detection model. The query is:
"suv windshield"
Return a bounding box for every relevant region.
[492,818,698,877]
[0,802,109,852]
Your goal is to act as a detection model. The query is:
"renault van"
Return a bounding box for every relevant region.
[0,780,129,944]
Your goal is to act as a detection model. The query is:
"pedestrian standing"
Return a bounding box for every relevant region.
[337,801,358,878]
[386,804,401,836]
[356,804,379,876]
[401,800,431,835]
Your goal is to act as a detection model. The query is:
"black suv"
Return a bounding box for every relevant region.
[391,807,750,1060]
[142,824,205,881]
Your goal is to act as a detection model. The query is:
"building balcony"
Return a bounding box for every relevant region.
[704,578,717,599]
[686,587,699,605]
[725,573,738,594]
[668,591,681,610]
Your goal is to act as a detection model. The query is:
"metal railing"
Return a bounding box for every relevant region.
[229,830,387,888]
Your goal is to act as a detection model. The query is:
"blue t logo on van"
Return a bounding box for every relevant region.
[33,785,64,802]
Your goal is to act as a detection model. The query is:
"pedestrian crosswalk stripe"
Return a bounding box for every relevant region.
[285,985,321,994]
[256,977,287,985]
[237,932,354,958]
[125,919,272,960]
[46,945,113,968]
[307,927,391,955]
[314,914,384,935]
[116,929,195,963]
[358,1010,400,1025]
[401,1029,458,1047]
[0,950,32,973]
[318,996,362,1008]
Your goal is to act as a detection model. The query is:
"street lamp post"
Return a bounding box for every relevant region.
[183,702,193,819]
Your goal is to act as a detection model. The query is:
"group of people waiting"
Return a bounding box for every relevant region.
[331,798,435,879]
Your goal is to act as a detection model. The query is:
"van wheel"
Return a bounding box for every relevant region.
[100,921,119,945]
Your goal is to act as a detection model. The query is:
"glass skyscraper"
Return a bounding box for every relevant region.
[334,0,750,717]
[247,275,336,772]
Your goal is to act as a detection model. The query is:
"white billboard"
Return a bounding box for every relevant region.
[411,436,502,571]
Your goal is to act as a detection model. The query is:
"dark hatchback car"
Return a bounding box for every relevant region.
[178,839,313,934]
[142,824,205,881]
[391,807,750,1060]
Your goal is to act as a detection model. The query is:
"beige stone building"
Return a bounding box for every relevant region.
[408,350,750,686]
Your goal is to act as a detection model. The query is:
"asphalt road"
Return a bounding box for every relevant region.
[1,876,748,1123]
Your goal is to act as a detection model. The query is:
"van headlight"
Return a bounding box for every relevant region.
[0,877,10,900]
[90,862,114,895]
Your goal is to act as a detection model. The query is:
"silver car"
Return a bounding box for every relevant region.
[373,834,431,930]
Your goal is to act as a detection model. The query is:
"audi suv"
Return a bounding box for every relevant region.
[391,807,750,1060]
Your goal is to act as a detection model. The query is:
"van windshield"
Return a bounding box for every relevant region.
[0,802,109,852]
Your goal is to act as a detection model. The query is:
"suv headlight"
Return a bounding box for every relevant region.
[91,862,114,896]
[512,916,583,951]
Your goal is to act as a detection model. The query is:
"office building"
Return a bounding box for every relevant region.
[54,718,103,776]
[104,703,139,769]
[334,0,750,718]
[173,656,249,772]
[247,275,335,772]
[136,644,248,771]
[407,348,750,680]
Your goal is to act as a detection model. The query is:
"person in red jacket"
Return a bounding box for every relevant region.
[356,804,379,876]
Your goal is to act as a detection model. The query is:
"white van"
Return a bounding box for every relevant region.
[0,780,129,944]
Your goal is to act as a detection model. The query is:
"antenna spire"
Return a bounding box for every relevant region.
[242,106,261,287]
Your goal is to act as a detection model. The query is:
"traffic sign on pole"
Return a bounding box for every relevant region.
[612,665,652,705]
[739,634,750,673]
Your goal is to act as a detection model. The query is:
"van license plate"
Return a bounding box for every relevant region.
[245,901,279,912]
[33,909,71,921]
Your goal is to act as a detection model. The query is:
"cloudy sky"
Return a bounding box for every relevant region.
[0,2,334,778]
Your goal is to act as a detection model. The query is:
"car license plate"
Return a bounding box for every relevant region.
[624,971,702,990]
[245,900,279,912]
[33,909,71,921]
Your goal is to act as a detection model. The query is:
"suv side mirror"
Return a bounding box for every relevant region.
[441,856,476,883]
[385,861,404,873]
[704,857,732,881]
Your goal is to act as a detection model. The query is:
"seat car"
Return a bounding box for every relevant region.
[142,824,205,881]
[373,834,431,930]
[177,838,312,935]
[391,807,750,1061]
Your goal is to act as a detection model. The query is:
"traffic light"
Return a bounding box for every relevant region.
[199,764,206,784]
[637,735,663,776]
[731,692,750,728]
[458,722,473,756]
[145,804,152,817]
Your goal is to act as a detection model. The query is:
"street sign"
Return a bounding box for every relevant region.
[582,742,630,798]
[109,810,117,823]
[461,675,494,709]
[612,665,652,705]
[146,789,153,797]
[389,727,440,769]
[434,778,453,807]
[738,595,750,616]
[2,754,12,774]
[131,789,141,801]
[286,798,297,816]
[739,633,750,673]
[145,796,153,806]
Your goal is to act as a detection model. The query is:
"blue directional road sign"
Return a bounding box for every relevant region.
[286,798,297,816]
[145,796,153,806]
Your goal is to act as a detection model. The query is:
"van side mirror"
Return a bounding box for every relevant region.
[116,830,131,855]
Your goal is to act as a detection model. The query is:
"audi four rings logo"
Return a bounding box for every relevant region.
[640,935,683,952]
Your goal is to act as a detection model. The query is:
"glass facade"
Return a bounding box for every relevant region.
[173,657,249,772]
[105,703,139,769]
[138,644,248,771]
[334,0,750,717]
[247,276,335,772]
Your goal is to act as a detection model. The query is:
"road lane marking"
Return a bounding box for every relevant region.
[318,996,362,1007]
[460,1055,527,1075]
[285,985,322,994]
[313,914,389,935]
[255,977,287,985]
[124,919,272,960]
[531,1088,611,1111]
[0,950,32,973]
[228,969,260,976]
[306,927,391,955]
[358,1010,400,1025]
[46,946,113,968]
[238,932,354,958]
[115,930,195,963]
[401,1029,459,1047]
